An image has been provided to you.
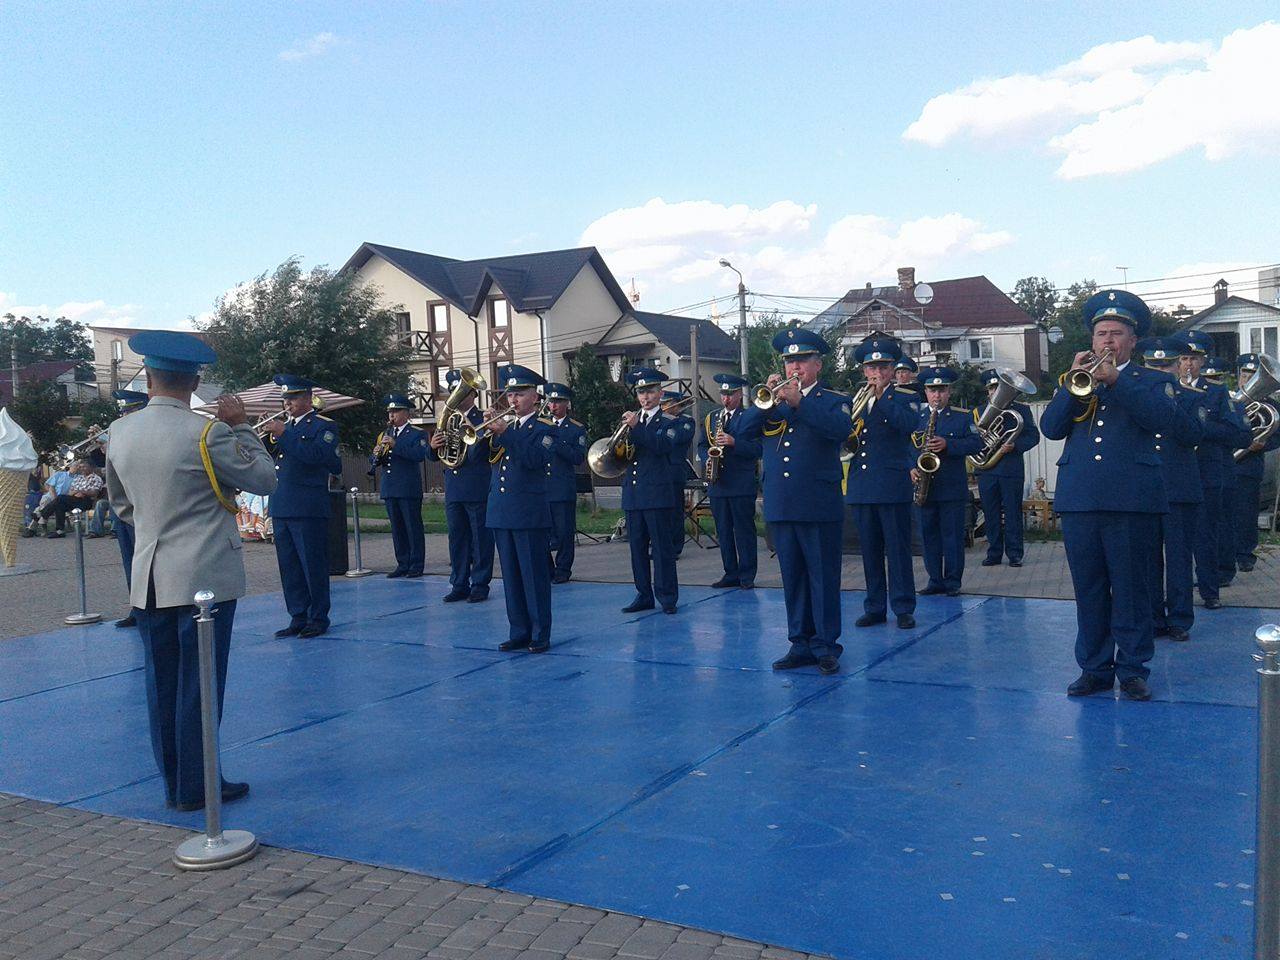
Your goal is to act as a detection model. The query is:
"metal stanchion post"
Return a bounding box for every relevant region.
[345,487,373,578]
[64,509,102,625]
[174,591,258,871]
[1256,624,1280,959]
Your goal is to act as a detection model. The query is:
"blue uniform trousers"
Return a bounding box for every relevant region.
[626,508,678,608]
[273,516,330,630]
[548,501,576,577]
[771,520,843,660]
[446,501,494,595]
[1060,512,1157,682]
[710,496,758,585]
[115,514,136,589]
[1236,477,1261,565]
[1193,485,1224,603]
[494,528,552,647]
[919,500,967,592]
[134,599,236,806]
[977,474,1025,563]
[1151,502,1196,633]
[385,497,425,575]
[851,503,916,617]
[670,484,686,556]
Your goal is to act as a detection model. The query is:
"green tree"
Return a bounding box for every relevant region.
[0,314,93,368]
[76,397,120,434]
[6,380,72,464]
[195,257,412,451]
[566,342,630,442]
[1012,276,1058,329]
[1046,278,1099,389]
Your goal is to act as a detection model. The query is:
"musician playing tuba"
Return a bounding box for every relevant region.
[974,367,1040,568]
[697,373,761,590]
[372,393,430,579]
[1230,353,1280,572]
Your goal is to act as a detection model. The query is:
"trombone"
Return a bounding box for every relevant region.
[460,394,518,446]
[1066,349,1115,399]
[752,374,801,410]
[58,426,108,466]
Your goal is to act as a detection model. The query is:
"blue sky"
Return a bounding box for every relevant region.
[1,1,1277,329]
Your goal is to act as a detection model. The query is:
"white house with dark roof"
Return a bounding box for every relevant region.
[589,310,740,398]
[1176,277,1280,362]
[804,267,1047,382]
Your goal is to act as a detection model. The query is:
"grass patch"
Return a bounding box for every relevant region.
[357,501,624,535]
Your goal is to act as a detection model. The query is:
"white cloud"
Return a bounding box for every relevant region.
[904,22,1280,178]
[580,199,1013,308]
[278,32,339,62]
[0,292,141,327]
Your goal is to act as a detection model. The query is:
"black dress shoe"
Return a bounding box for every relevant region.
[467,590,490,603]
[174,781,250,812]
[1240,562,1256,573]
[1204,598,1223,610]
[1167,627,1190,642]
[772,653,817,670]
[114,615,136,629]
[1120,677,1152,701]
[980,558,1000,567]
[622,599,655,614]
[1219,578,1234,588]
[1009,560,1022,567]
[405,571,424,579]
[498,638,531,652]
[739,581,755,590]
[1153,624,1170,637]
[274,624,303,638]
[1067,672,1114,697]
[528,640,550,653]
[896,614,916,629]
[855,614,886,628]
[817,655,839,675]
[442,589,469,602]
[945,589,961,597]
[919,585,946,596]
[297,624,326,639]
[662,605,678,615]
[386,570,406,579]
[552,573,570,584]
[711,577,739,589]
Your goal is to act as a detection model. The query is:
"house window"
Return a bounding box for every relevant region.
[432,365,451,396]
[967,337,993,361]
[1250,326,1279,358]
[490,299,509,328]
[430,303,449,333]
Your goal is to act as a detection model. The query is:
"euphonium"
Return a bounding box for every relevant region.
[839,382,875,462]
[1233,355,1280,462]
[752,374,801,410]
[1066,349,1115,399]
[704,410,724,484]
[912,407,941,506]
[437,367,486,469]
[968,368,1037,471]
[588,415,637,479]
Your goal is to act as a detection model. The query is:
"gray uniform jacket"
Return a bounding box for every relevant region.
[106,396,278,609]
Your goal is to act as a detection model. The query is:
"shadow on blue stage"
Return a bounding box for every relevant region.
[1,576,1275,959]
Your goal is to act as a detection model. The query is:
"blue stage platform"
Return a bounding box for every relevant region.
[2,577,1275,959]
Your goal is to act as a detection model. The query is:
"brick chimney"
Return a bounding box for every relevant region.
[897,267,916,294]
[1214,278,1228,305]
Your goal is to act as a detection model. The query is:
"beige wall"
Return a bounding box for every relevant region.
[595,317,735,396]
[540,266,627,383]
[91,328,149,398]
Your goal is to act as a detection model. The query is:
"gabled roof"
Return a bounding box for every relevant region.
[0,360,79,404]
[807,275,1032,335]
[628,311,739,362]
[1178,294,1280,331]
[342,242,634,318]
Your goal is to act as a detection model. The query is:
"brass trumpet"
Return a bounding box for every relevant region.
[660,394,697,417]
[752,374,801,410]
[460,394,518,446]
[1066,349,1115,399]
[253,409,289,437]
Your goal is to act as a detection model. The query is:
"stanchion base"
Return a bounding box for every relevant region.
[344,569,375,578]
[173,829,259,871]
[64,613,103,625]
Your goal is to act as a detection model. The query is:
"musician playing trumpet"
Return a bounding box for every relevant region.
[911,368,982,598]
[426,370,495,603]
[697,373,761,590]
[371,394,429,579]
[976,368,1040,568]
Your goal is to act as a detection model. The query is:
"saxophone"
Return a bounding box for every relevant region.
[912,407,941,507]
[704,410,723,484]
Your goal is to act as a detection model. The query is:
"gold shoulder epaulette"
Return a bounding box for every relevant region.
[569,418,584,427]
[950,405,968,414]
[315,414,333,422]
[1181,382,1205,393]
[895,385,917,395]
[538,417,555,426]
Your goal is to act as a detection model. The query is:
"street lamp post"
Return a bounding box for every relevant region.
[719,259,748,377]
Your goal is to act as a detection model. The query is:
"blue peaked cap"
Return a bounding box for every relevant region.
[1141,337,1180,363]
[1173,330,1213,356]
[918,366,958,387]
[894,357,918,373]
[853,336,902,364]
[980,368,1001,386]
[1238,353,1261,370]
[385,393,412,410]
[498,364,544,389]
[772,327,829,358]
[1083,289,1152,336]
[543,382,573,401]
[112,389,149,409]
[1202,357,1228,377]
[713,373,749,391]
[128,331,216,374]
[274,374,317,394]
[627,367,665,389]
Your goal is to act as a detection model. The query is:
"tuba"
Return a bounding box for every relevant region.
[912,407,940,506]
[968,368,1037,471]
[437,367,486,469]
[839,382,876,463]
[1233,355,1280,462]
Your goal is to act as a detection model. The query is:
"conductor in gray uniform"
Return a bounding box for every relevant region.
[106,331,278,811]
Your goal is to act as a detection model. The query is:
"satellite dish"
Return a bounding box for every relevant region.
[914,282,934,306]
[1048,325,1064,344]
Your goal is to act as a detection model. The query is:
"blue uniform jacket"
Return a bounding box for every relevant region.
[1040,362,1177,514]
[621,412,679,512]
[545,418,587,503]
[697,408,761,499]
[667,414,697,492]
[1155,379,1206,504]
[739,385,852,523]
[975,401,1041,480]
[845,384,921,505]
[373,424,428,500]
[486,415,553,529]
[1193,378,1253,487]
[916,406,983,502]
[1235,415,1280,481]
[270,411,341,519]
[426,407,493,504]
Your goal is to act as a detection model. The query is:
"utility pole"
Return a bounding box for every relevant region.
[689,322,700,459]
[9,338,18,401]
[718,259,749,376]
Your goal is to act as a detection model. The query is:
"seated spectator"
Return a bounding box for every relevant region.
[22,471,42,529]
[28,460,104,538]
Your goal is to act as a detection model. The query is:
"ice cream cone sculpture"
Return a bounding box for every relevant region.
[0,408,40,567]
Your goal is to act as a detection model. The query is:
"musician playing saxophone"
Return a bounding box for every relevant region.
[911,368,982,597]
[844,336,922,630]
[976,368,1040,568]
[372,394,430,579]
[427,370,494,603]
[697,373,761,590]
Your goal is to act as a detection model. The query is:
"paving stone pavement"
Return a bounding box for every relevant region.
[0,795,828,960]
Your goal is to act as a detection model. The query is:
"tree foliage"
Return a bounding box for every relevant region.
[195,257,412,451]
[0,314,94,369]
[1012,277,1057,329]
[6,380,72,464]
[566,342,631,442]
